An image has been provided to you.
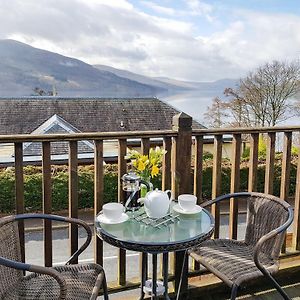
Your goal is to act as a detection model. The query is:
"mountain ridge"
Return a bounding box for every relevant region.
[0,39,237,98]
[0,39,164,97]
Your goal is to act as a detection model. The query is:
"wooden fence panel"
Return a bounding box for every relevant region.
[280,133,292,253]
[94,140,104,265]
[194,135,204,203]
[293,139,300,250]
[212,135,222,239]
[162,137,172,191]
[118,139,127,286]
[69,141,78,263]
[229,134,241,240]
[264,133,276,194]
[14,142,25,263]
[141,138,150,155]
[248,133,259,192]
[42,141,52,267]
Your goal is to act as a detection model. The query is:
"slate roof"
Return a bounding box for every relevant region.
[0,97,205,135]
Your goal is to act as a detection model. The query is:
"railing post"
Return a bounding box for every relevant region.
[211,134,223,238]
[264,132,276,194]
[94,140,104,266]
[171,112,193,198]
[42,141,52,267]
[15,142,25,264]
[248,133,259,192]
[118,139,127,286]
[293,143,300,250]
[69,141,78,263]
[229,134,241,240]
[162,137,172,191]
[171,113,192,297]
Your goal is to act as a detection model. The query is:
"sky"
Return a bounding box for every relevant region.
[1,0,300,82]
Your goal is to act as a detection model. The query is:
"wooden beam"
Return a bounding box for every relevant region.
[69,141,78,263]
[118,139,127,286]
[14,142,25,263]
[194,135,204,203]
[212,135,222,239]
[229,134,241,240]
[264,133,276,194]
[42,141,52,267]
[94,140,104,266]
[248,133,259,192]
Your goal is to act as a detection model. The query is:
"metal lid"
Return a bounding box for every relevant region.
[122,172,141,182]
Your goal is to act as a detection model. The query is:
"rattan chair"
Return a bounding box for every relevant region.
[0,213,108,300]
[189,192,293,300]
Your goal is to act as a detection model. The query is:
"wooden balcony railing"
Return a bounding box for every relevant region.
[1,113,300,293]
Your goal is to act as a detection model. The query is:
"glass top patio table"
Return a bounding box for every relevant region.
[95,202,214,299]
[95,202,215,254]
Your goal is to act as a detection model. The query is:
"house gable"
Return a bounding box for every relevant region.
[23,114,94,156]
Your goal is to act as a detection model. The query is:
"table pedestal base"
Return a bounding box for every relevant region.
[140,252,171,300]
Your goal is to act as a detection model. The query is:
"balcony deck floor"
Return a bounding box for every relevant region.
[104,280,300,299]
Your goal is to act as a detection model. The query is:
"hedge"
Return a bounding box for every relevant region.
[0,166,118,213]
[0,162,297,213]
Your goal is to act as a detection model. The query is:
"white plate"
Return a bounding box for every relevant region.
[97,213,129,224]
[173,204,202,215]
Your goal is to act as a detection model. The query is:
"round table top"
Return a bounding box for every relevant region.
[95,202,215,253]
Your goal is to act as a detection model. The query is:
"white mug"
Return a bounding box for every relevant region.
[178,194,197,211]
[103,203,124,220]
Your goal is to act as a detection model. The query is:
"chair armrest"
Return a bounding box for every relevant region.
[253,206,294,271]
[12,213,92,265]
[0,256,67,299]
[201,192,252,208]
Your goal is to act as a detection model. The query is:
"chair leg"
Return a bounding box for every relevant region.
[176,250,188,300]
[102,272,109,300]
[230,284,238,300]
[264,272,291,300]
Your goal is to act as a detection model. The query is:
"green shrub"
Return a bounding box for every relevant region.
[242,146,250,159]
[258,135,267,159]
[0,161,298,213]
[0,172,15,212]
[24,173,43,211]
[203,151,213,161]
[292,145,299,156]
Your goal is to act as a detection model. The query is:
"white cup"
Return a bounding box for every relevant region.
[178,194,197,212]
[103,203,124,220]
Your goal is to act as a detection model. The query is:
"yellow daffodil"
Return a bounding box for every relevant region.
[151,165,159,177]
[138,160,146,171]
[125,147,167,181]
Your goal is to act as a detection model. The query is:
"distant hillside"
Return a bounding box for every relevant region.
[94,64,186,91]
[0,39,165,97]
[94,65,238,98]
[0,39,238,99]
[155,77,238,97]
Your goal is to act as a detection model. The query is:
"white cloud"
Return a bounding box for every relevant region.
[186,0,214,21]
[0,1,300,81]
[141,1,176,16]
[186,0,213,14]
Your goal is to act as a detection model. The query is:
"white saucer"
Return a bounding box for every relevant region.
[173,204,202,215]
[97,213,129,224]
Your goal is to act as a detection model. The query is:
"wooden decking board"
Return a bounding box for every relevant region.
[105,282,300,299]
[106,259,300,299]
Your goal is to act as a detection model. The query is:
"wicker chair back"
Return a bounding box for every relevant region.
[245,194,289,260]
[0,221,23,296]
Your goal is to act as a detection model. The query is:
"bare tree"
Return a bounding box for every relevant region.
[206,60,300,128]
[204,97,228,128]
[228,60,300,126]
[33,85,58,96]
